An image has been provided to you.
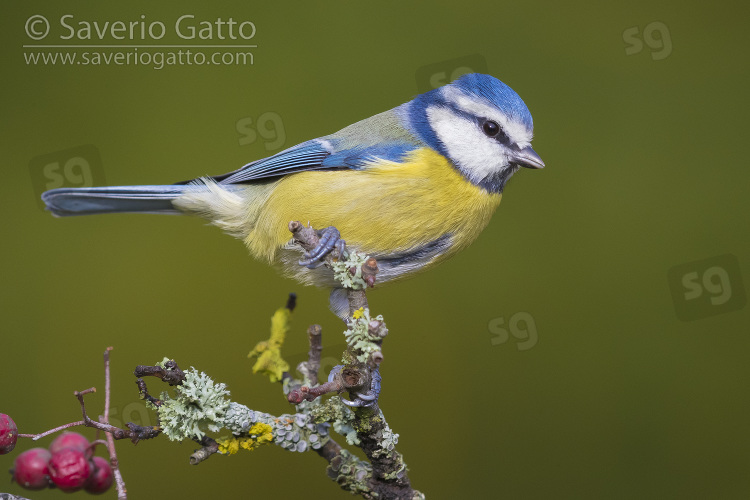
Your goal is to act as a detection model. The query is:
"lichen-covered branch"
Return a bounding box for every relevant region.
[132,223,423,499]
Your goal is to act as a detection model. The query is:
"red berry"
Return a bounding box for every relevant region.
[49,431,90,456]
[48,448,92,492]
[0,414,18,454]
[85,456,114,494]
[12,447,51,490]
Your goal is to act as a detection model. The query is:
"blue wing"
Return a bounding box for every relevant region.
[211,141,331,184]
[184,139,419,185]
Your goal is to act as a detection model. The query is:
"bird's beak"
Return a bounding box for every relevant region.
[511,146,545,169]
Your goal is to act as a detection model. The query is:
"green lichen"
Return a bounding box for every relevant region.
[157,368,231,441]
[327,449,373,498]
[331,250,369,290]
[222,403,331,453]
[311,396,360,446]
[372,417,399,458]
[383,462,406,481]
[343,308,383,363]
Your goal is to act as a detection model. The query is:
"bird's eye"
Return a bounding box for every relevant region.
[482,120,500,137]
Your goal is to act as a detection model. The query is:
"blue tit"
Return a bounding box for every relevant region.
[42,73,544,314]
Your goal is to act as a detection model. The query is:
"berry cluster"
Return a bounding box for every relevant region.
[2,415,113,494]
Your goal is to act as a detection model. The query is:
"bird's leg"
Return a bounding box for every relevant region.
[299,226,348,268]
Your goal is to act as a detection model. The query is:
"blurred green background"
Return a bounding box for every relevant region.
[2,1,748,498]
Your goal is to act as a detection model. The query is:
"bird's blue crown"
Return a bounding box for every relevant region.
[405,73,533,155]
[450,73,533,130]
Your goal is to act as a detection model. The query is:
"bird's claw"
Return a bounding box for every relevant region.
[299,226,347,269]
[327,364,344,384]
[327,365,381,408]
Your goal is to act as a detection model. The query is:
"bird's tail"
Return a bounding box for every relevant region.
[42,180,255,241]
[41,185,188,217]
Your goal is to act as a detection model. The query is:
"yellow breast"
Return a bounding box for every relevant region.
[244,148,502,268]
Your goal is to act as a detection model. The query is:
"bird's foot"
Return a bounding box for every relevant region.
[299,226,348,269]
[328,364,381,408]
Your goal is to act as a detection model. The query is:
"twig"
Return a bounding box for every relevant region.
[286,293,297,312]
[102,347,127,500]
[190,436,220,465]
[104,347,112,422]
[314,438,342,463]
[133,360,186,386]
[287,379,341,404]
[18,421,86,440]
[305,324,323,386]
[135,378,163,407]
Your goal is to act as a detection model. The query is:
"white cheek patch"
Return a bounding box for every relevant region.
[426,105,509,183]
[442,87,533,148]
